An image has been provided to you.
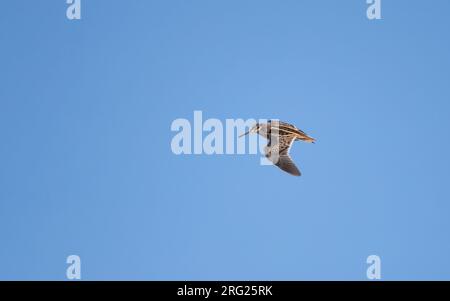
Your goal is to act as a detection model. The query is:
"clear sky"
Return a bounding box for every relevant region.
[1,0,450,280]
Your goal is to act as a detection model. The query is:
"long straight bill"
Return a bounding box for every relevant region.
[239,130,250,138]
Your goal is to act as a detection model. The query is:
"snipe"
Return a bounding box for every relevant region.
[240,120,315,176]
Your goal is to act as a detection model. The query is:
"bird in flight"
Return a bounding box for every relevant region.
[239,120,315,176]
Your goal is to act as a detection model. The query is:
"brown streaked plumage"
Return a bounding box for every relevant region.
[239,120,315,176]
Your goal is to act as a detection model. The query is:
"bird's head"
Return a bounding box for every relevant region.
[239,123,260,137]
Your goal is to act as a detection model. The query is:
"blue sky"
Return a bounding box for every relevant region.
[1,0,450,280]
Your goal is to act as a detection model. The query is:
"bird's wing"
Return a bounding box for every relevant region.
[265,135,301,176]
[278,121,297,129]
[271,120,309,139]
[274,154,301,176]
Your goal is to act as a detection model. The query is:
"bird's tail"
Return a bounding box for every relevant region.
[297,135,316,143]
